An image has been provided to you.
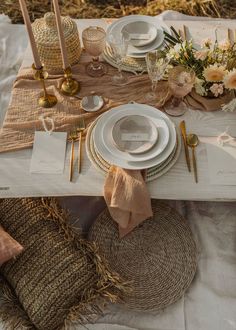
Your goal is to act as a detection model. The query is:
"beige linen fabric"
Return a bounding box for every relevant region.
[104,166,153,238]
[185,88,235,111]
[0,51,169,154]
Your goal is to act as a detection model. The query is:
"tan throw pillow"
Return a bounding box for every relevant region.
[0,198,127,330]
[0,225,23,265]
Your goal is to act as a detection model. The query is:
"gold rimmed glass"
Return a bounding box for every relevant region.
[82,26,107,77]
[165,66,195,117]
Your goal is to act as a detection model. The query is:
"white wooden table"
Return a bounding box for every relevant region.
[1,17,236,200]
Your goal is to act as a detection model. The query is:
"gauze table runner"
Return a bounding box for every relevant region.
[0,51,170,154]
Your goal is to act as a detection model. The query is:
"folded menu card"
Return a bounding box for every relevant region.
[30,131,67,174]
[204,137,236,185]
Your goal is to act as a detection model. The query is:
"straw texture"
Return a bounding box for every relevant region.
[0,198,128,330]
[103,46,147,74]
[32,12,82,70]
[89,200,197,311]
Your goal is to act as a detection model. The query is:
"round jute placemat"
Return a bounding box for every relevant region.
[89,200,197,311]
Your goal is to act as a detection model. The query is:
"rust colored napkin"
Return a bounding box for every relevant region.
[185,89,235,111]
[104,166,153,238]
[0,225,23,265]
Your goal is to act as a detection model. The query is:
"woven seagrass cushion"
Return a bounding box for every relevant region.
[89,200,197,311]
[0,198,126,330]
[0,225,23,265]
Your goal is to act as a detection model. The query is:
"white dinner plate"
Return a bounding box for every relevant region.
[111,115,158,154]
[93,103,176,169]
[107,15,169,57]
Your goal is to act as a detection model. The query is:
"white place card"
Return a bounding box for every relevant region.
[30,131,67,174]
[204,137,236,185]
[129,33,151,40]
[121,133,150,141]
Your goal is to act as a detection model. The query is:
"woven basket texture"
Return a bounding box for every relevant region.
[0,198,126,330]
[89,200,197,311]
[32,12,82,70]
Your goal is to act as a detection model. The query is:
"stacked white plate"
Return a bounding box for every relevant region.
[86,103,181,182]
[106,15,170,59]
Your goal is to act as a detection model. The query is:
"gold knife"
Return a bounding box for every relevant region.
[179,120,191,172]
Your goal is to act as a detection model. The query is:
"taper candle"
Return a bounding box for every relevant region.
[19,0,42,69]
[52,0,69,69]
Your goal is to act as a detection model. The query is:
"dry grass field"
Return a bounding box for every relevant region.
[0,0,235,23]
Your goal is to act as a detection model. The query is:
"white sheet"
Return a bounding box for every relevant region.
[0,11,236,330]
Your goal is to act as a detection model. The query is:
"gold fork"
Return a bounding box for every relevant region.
[77,117,86,173]
[68,129,77,181]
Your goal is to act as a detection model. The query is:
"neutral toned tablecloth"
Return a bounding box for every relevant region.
[0,11,236,330]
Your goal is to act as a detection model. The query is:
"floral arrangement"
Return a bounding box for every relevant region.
[163,27,236,98]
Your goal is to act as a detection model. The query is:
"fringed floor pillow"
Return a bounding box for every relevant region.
[89,200,197,311]
[0,198,128,330]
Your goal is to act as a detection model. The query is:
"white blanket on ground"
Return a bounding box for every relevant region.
[0,11,236,330]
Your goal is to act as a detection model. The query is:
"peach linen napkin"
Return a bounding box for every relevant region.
[104,166,153,238]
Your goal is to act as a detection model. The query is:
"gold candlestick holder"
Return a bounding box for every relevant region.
[60,66,80,96]
[33,64,57,108]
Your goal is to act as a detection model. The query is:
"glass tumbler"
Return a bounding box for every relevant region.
[165,66,195,116]
[108,31,130,85]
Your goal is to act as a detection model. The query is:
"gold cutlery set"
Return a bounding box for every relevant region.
[69,116,86,181]
[180,121,199,183]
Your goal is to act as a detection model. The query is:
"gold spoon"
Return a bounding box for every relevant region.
[187,134,199,183]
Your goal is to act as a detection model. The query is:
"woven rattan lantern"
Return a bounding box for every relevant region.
[32,12,82,70]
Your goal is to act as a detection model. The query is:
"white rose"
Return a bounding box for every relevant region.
[194,50,208,61]
[194,78,207,96]
[218,39,231,51]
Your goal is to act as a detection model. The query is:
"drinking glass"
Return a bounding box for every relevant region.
[108,31,130,85]
[165,66,195,116]
[145,50,169,103]
[82,26,107,77]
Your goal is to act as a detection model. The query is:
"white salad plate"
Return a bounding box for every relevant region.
[106,15,169,58]
[121,21,158,47]
[111,115,158,154]
[93,103,176,170]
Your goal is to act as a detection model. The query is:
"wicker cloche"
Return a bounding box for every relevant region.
[32,12,82,70]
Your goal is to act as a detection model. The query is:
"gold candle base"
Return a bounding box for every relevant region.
[33,64,57,108]
[60,67,80,96]
[38,94,58,108]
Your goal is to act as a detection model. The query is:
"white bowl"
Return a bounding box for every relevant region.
[111,115,158,154]
[122,21,157,47]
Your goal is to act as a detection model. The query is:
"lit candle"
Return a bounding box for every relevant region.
[19,0,42,69]
[52,0,69,69]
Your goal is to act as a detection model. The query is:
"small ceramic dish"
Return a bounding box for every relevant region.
[81,95,104,112]
[111,115,158,154]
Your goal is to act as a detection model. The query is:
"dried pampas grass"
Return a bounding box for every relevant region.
[0,0,236,24]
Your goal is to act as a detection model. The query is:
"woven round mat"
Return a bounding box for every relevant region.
[103,46,147,74]
[89,200,197,311]
[85,118,182,182]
